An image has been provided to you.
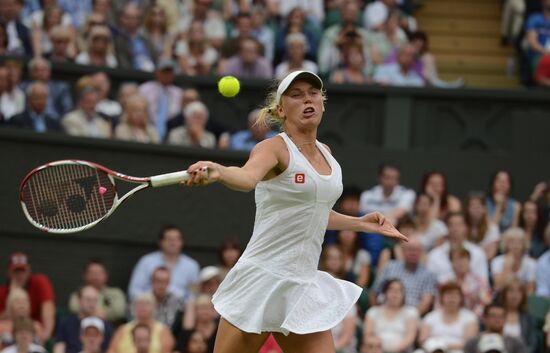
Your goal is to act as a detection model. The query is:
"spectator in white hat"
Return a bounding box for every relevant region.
[78,317,104,353]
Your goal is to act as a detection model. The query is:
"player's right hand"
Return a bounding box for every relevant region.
[182,161,220,187]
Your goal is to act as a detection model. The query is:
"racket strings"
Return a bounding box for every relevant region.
[21,164,116,230]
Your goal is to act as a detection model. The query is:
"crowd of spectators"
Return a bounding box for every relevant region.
[2,165,550,353]
[0,0,459,90]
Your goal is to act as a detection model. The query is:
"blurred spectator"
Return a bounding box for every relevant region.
[530,180,550,232]
[367,10,408,69]
[274,7,318,65]
[335,230,371,287]
[230,109,277,151]
[54,286,112,353]
[116,82,139,111]
[92,72,122,121]
[376,216,416,274]
[138,59,183,141]
[360,335,383,353]
[167,101,216,148]
[420,171,462,220]
[131,324,151,353]
[0,253,55,340]
[495,279,538,351]
[24,57,73,120]
[128,225,200,301]
[364,0,416,32]
[501,0,526,45]
[0,288,45,349]
[0,0,33,56]
[217,238,242,280]
[200,266,221,297]
[318,246,358,353]
[68,259,127,326]
[370,236,437,316]
[536,224,550,296]
[464,303,528,353]
[364,279,418,353]
[8,82,62,133]
[464,193,500,261]
[142,5,171,64]
[57,0,92,29]
[113,3,155,71]
[318,0,371,76]
[250,5,275,63]
[520,200,547,257]
[278,1,324,28]
[175,294,217,353]
[107,293,174,353]
[534,54,550,85]
[491,228,537,293]
[61,87,111,138]
[114,94,160,143]
[487,170,521,232]
[427,212,489,282]
[166,88,201,134]
[149,267,184,328]
[438,247,492,318]
[525,0,550,71]
[419,281,479,351]
[76,13,108,54]
[359,164,415,224]
[275,32,318,79]
[0,64,24,121]
[0,21,7,56]
[174,20,218,76]
[91,0,112,26]
[329,43,369,84]
[30,5,73,58]
[0,318,45,353]
[45,25,74,62]
[374,43,425,87]
[336,186,362,217]
[176,0,226,49]
[75,26,117,68]
[412,193,448,251]
[220,12,255,59]
[406,31,464,88]
[79,317,105,353]
[218,38,273,79]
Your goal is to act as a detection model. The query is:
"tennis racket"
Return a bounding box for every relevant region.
[19,160,205,234]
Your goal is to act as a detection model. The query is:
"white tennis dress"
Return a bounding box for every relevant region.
[212,132,362,335]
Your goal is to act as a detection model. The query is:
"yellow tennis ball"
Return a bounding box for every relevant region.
[218,76,240,97]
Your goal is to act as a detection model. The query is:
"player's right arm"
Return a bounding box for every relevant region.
[184,137,283,192]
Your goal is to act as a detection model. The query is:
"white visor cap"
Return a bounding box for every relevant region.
[276,70,323,103]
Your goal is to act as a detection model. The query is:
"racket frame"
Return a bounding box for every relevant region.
[19,159,192,234]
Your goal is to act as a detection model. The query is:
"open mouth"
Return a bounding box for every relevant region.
[303,107,315,116]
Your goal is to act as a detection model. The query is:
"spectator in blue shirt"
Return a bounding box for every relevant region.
[535,225,550,297]
[230,108,277,151]
[8,82,62,133]
[127,225,200,301]
[525,0,550,68]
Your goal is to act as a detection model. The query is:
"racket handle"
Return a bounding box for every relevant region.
[149,167,208,188]
[150,171,190,187]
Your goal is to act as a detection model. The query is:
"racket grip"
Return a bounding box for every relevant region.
[150,171,190,187]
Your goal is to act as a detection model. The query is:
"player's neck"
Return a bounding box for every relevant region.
[285,130,316,152]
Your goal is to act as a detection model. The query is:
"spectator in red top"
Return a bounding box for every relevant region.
[0,253,55,340]
[535,54,550,86]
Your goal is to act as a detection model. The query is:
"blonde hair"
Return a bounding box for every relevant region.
[6,288,30,318]
[500,227,529,253]
[123,94,149,127]
[255,81,327,131]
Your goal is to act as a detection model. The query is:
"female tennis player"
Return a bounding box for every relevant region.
[183,70,408,353]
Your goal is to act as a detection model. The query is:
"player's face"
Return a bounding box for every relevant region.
[279,80,324,130]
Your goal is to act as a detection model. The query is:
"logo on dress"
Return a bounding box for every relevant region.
[295,173,305,184]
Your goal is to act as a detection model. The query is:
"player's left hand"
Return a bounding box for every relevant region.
[359,212,408,242]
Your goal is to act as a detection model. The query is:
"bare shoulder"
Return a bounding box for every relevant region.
[321,142,332,154]
[250,134,286,155]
